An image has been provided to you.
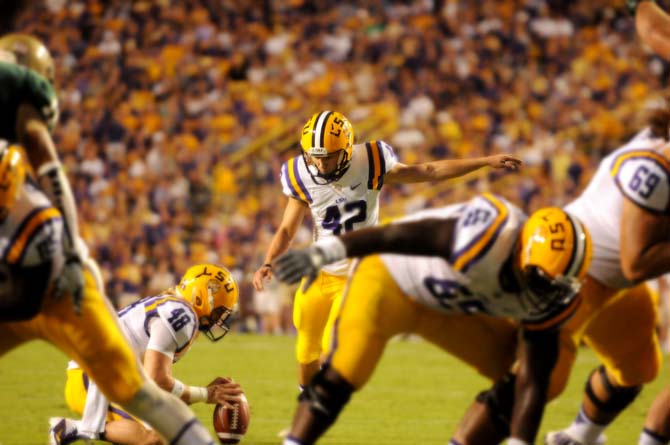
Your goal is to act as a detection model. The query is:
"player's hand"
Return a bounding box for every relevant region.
[487,154,522,171]
[274,247,324,291]
[207,377,243,408]
[55,253,84,315]
[252,264,273,291]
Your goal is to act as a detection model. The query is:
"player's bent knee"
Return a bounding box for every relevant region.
[616,348,661,386]
[299,366,354,426]
[586,366,642,413]
[546,350,576,400]
[296,340,323,365]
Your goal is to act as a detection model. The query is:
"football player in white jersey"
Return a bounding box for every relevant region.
[542,105,670,445]
[252,110,522,393]
[48,263,242,445]
[627,0,670,60]
[273,193,592,445]
[0,146,219,445]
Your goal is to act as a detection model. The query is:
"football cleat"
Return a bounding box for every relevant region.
[48,417,91,445]
[544,430,606,445]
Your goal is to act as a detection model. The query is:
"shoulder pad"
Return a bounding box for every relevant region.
[280,156,312,204]
[365,140,398,190]
[449,194,510,272]
[611,150,670,214]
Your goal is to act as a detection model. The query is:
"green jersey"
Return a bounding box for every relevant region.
[0,61,58,141]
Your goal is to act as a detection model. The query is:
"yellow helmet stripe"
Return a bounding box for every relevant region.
[312,111,333,149]
[452,193,509,272]
[563,212,587,278]
[4,206,61,263]
[610,150,670,178]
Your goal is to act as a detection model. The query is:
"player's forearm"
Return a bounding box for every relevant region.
[509,384,547,443]
[636,1,670,60]
[334,218,455,258]
[510,331,559,442]
[622,241,670,282]
[415,157,491,182]
[263,227,296,264]
[22,120,81,253]
[169,379,208,405]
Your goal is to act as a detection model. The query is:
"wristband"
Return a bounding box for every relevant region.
[189,385,208,403]
[171,379,185,397]
[507,438,531,445]
[263,263,272,268]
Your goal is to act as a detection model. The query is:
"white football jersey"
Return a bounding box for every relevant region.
[0,180,65,287]
[380,194,579,328]
[115,290,199,363]
[68,290,198,373]
[565,128,670,289]
[281,140,397,275]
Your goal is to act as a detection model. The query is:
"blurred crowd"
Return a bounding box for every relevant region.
[14,0,669,332]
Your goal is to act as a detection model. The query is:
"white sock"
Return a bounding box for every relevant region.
[78,379,107,438]
[565,407,607,444]
[639,428,670,445]
[284,439,303,445]
[121,380,215,445]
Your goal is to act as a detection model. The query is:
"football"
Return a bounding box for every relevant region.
[213,393,250,444]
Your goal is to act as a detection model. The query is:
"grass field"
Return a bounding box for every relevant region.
[0,334,666,445]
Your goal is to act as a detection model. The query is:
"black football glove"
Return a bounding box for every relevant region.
[274,247,328,291]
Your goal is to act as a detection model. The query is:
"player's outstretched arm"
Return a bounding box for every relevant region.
[384,154,522,184]
[252,197,309,291]
[274,218,455,288]
[634,1,670,60]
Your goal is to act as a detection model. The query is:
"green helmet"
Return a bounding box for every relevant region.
[0,33,54,84]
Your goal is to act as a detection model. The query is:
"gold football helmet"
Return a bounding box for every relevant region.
[516,207,592,315]
[0,144,26,217]
[176,263,239,341]
[300,110,354,183]
[0,33,54,84]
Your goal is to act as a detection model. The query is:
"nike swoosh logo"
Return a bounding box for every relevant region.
[350,183,362,190]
